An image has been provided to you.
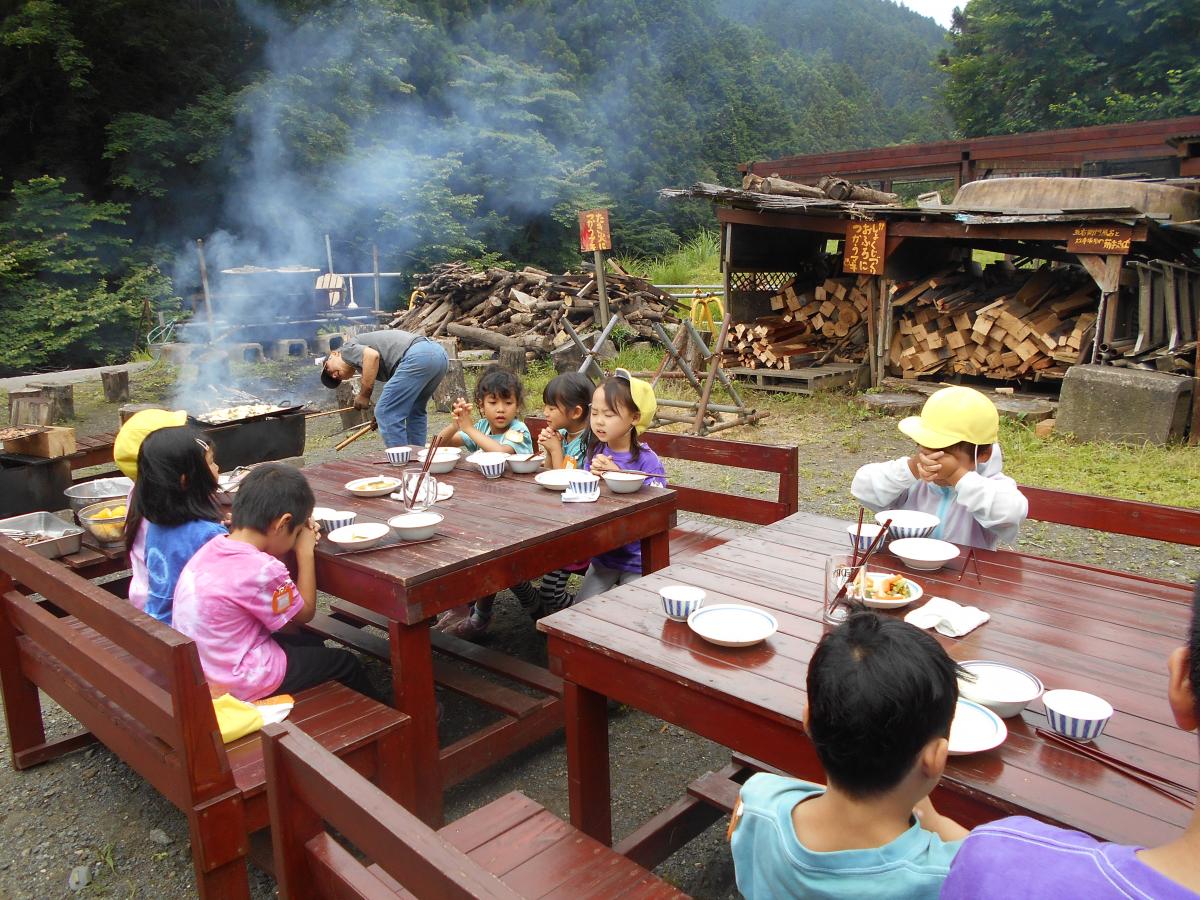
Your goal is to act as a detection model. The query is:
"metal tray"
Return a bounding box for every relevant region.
[0,511,85,559]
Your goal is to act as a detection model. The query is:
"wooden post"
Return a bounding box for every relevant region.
[865,279,878,387]
[432,339,466,413]
[195,239,215,344]
[1077,254,1123,364]
[594,250,611,328]
[8,390,53,426]
[28,383,73,421]
[498,347,527,375]
[101,371,130,403]
[372,243,381,312]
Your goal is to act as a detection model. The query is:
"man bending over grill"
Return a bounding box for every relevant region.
[320,331,448,448]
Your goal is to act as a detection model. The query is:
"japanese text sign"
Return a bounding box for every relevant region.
[1067,224,1133,256]
[843,220,887,275]
[579,209,612,252]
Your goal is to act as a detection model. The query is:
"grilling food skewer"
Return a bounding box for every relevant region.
[334,418,377,451]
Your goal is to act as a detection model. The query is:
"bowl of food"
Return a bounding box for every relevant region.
[325,522,391,551]
[846,522,887,554]
[345,476,402,498]
[77,499,129,546]
[418,447,462,474]
[387,511,443,541]
[876,509,939,540]
[467,451,509,479]
[602,472,647,494]
[888,537,961,572]
[1042,689,1113,743]
[313,507,356,533]
[385,446,411,466]
[958,660,1044,719]
[846,571,923,609]
[659,585,706,621]
[64,477,134,517]
[506,453,545,474]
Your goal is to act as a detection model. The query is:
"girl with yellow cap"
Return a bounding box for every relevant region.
[851,386,1028,550]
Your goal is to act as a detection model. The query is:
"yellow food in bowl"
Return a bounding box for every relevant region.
[90,505,127,520]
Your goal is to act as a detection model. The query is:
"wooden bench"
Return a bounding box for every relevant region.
[1021,484,1200,548]
[263,720,688,899]
[524,416,799,558]
[0,537,412,899]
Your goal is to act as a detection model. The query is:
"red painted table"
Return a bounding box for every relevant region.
[302,458,676,826]
[541,510,1194,853]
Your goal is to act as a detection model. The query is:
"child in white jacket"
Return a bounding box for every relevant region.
[852,386,1027,550]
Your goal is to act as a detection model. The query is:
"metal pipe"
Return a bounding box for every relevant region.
[655,398,755,414]
[195,239,215,344]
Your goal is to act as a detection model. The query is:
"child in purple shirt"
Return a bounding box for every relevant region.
[941,581,1200,900]
[574,373,667,603]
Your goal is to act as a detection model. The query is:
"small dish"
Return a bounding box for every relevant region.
[345,476,402,498]
[876,509,939,540]
[417,447,462,474]
[602,472,647,494]
[846,571,924,609]
[958,660,1044,719]
[846,522,886,554]
[534,470,575,491]
[1042,689,1113,743]
[385,446,411,466]
[659,585,706,621]
[387,511,444,541]
[467,451,509,479]
[889,537,961,572]
[687,604,778,648]
[948,699,1008,755]
[507,453,545,474]
[325,522,391,551]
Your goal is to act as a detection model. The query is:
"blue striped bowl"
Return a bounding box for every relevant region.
[385,446,411,466]
[1043,689,1113,743]
[659,585,706,622]
[876,509,939,540]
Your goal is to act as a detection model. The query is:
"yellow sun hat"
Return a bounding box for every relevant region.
[114,408,188,480]
[898,386,999,449]
[615,368,657,431]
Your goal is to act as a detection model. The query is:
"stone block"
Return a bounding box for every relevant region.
[1057,364,1194,445]
[854,392,923,416]
[226,342,264,364]
[269,338,309,359]
[313,333,340,355]
[156,342,200,366]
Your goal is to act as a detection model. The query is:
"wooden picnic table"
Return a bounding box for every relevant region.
[541,509,1195,857]
[302,457,676,826]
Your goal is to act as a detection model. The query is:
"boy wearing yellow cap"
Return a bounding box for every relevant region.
[851,387,1027,549]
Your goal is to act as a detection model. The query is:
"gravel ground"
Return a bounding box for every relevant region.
[1,359,1195,898]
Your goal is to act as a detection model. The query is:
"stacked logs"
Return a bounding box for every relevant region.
[724,276,872,370]
[388,263,679,354]
[889,265,1098,380]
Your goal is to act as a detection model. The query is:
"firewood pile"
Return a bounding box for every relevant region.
[387,263,679,354]
[724,276,874,370]
[889,265,1098,380]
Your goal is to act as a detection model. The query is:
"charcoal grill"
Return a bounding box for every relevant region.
[0,454,72,518]
[200,410,307,470]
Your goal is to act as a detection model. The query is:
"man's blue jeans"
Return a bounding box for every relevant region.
[373,340,448,448]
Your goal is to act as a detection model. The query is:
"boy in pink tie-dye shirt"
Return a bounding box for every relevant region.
[173,464,379,702]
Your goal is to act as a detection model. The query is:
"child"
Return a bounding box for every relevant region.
[941,581,1200,899]
[851,385,1027,549]
[537,371,594,470]
[123,425,226,625]
[572,372,667,604]
[730,611,968,899]
[172,464,378,702]
[437,364,533,456]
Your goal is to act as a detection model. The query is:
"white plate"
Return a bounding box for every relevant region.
[847,572,924,609]
[687,604,778,648]
[534,470,575,491]
[948,699,1008,755]
[345,476,402,498]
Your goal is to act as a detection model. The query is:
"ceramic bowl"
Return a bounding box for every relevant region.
[876,509,939,540]
[345,476,402,498]
[387,511,443,541]
[534,470,574,491]
[418,447,462,474]
[325,522,390,551]
[958,660,1044,719]
[602,472,647,494]
[888,537,961,571]
[385,446,411,466]
[468,451,509,479]
[77,499,128,545]
[314,507,356,533]
[506,453,545,474]
[659,585,706,621]
[1043,689,1113,742]
[565,471,601,500]
[846,522,886,554]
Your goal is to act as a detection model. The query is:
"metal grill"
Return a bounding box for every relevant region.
[729,272,796,292]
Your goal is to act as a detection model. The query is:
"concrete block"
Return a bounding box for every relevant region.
[269,338,309,359]
[1057,364,1194,445]
[991,395,1055,423]
[226,343,264,364]
[156,342,200,366]
[313,333,340,356]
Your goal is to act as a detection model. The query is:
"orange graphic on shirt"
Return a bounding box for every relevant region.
[271,582,297,615]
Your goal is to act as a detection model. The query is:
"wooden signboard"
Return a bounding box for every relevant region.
[1068,224,1133,255]
[843,220,887,275]
[579,209,612,252]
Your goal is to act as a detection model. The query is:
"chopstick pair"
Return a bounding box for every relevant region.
[957,546,982,583]
[1034,727,1195,807]
[834,517,892,607]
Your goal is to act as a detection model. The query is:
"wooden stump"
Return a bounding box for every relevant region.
[119,403,161,425]
[498,347,527,375]
[432,339,466,413]
[102,371,130,403]
[8,389,54,426]
[551,341,585,373]
[28,383,74,421]
[335,378,373,430]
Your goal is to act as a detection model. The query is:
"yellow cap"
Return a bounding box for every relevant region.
[898,386,999,449]
[616,368,657,431]
[114,408,187,479]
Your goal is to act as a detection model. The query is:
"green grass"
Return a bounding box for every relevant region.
[616,231,721,286]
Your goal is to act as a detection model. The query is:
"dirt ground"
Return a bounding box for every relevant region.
[1,357,1196,898]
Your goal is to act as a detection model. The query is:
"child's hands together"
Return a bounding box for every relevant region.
[538,426,562,452]
[451,398,473,430]
[589,452,618,474]
[295,517,319,554]
[915,449,969,486]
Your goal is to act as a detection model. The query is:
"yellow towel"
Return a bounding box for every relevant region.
[212,693,295,743]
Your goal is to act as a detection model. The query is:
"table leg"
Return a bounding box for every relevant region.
[387,617,443,827]
[640,527,670,575]
[565,680,612,845]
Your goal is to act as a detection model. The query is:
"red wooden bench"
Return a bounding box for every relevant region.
[263,720,688,899]
[524,416,799,558]
[0,537,411,899]
[1021,484,1200,548]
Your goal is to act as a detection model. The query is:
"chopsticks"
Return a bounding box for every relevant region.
[409,436,440,506]
[616,468,658,477]
[1034,727,1195,807]
[852,507,865,567]
[305,406,355,420]
[957,546,982,583]
[833,517,892,607]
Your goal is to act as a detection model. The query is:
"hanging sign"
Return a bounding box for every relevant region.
[579,209,612,252]
[1067,224,1133,255]
[843,220,887,275]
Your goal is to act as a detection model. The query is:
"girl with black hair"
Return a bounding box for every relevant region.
[124,425,226,625]
[537,371,593,469]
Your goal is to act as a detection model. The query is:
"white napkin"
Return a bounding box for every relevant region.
[904,596,990,638]
[389,483,454,504]
[561,491,599,503]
